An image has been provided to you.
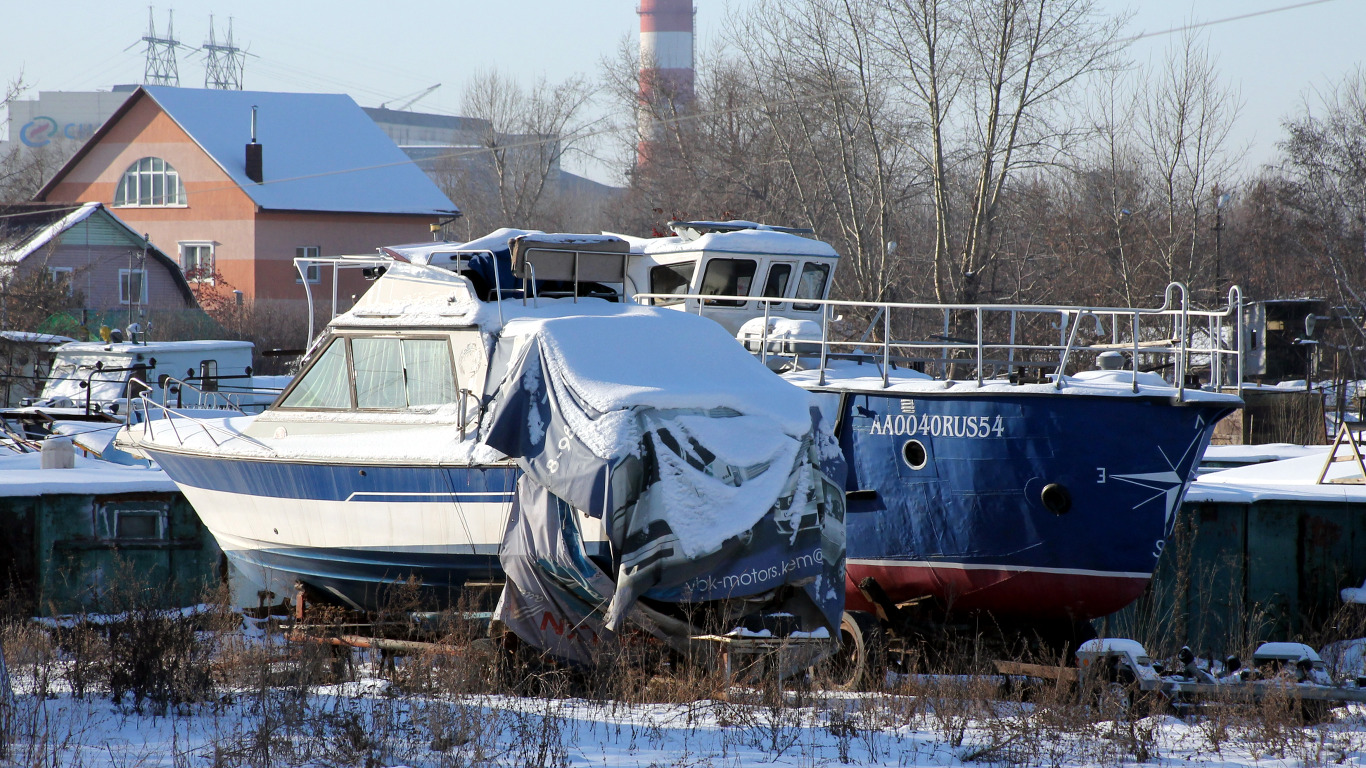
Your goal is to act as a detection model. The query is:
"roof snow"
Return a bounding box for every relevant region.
[1187,452,1366,502]
[627,229,841,259]
[139,86,458,216]
[0,453,177,497]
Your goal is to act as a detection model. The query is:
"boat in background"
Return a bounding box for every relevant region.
[3,337,283,463]
[615,221,1243,651]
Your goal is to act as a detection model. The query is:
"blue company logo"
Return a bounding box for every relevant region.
[19,117,58,147]
[19,116,99,147]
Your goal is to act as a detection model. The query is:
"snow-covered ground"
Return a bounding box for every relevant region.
[6,630,1366,768]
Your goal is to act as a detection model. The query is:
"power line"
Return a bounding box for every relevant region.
[141,7,182,87]
[1122,0,1341,43]
[13,0,1344,200]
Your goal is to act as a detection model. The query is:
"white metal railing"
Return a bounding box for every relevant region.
[634,283,1244,401]
[154,374,283,414]
[296,254,395,342]
[129,385,273,453]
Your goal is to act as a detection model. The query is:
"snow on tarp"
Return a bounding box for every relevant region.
[481,309,846,664]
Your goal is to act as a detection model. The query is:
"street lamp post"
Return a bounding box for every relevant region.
[1212,185,1231,303]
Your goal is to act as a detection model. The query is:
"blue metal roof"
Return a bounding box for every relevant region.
[142,86,458,216]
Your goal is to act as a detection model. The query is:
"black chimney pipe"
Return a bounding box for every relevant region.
[245,105,263,183]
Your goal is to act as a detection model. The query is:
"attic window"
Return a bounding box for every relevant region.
[114,157,186,207]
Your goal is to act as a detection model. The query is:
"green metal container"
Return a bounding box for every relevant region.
[1106,485,1366,656]
[0,490,222,616]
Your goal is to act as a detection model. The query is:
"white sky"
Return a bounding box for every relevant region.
[2,0,1363,185]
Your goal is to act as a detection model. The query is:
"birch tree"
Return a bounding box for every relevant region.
[879,0,1124,304]
[1135,30,1240,297]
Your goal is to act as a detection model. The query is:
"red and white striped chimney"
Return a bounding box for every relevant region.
[637,0,695,165]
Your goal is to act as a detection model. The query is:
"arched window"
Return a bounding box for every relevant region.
[114,157,185,207]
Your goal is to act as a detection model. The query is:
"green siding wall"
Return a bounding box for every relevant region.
[0,491,222,616]
[57,211,142,248]
[1107,498,1366,656]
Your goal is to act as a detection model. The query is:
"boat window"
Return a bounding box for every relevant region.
[793,262,830,311]
[353,338,407,409]
[650,263,696,305]
[700,258,757,307]
[403,338,457,407]
[198,359,219,392]
[761,263,793,305]
[280,338,352,409]
[352,337,457,409]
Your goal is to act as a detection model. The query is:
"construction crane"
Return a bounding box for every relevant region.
[379,84,441,111]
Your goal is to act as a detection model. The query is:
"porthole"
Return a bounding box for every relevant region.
[902,439,927,470]
[1041,483,1072,515]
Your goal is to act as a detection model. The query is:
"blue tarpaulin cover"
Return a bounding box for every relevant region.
[482,311,846,663]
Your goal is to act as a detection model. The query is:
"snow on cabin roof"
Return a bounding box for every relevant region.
[0,331,76,345]
[627,228,841,259]
[384,228,541,264]
[53,339,254,357]
[137,87,458,216]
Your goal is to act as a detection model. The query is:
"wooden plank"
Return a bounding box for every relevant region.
[992,660,1079,682]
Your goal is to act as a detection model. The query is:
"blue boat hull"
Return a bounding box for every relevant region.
[836,391,1235,620]
[144,448,522,610]
[147,389,1231,621]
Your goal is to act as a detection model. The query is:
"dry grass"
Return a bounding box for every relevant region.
[3,572,1366,767]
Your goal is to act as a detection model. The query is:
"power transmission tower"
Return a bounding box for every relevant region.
[141,7,181,87]
[203,15,246,90]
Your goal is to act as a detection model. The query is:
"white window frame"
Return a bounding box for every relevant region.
[119,268,148,305]
[48,266,74,295]
[296,246,322,283]
[113,156,187,208]
[180,241,215,283]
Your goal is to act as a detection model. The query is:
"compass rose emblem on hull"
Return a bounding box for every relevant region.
[1110,414,1209,530]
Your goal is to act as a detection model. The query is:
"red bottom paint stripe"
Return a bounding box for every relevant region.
[846,560,1151,620]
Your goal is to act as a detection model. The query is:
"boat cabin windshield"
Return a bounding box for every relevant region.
[280,335,458,411]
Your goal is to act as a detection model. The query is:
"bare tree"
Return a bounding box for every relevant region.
[878,0,1125,304]
[1135,30,1241,297]
[444,69,600,233]
[1279,68,1366,343]
[733,0,915,303]
[0,74,57,204]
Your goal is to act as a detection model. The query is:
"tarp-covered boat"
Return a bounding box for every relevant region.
[128,252,846,661]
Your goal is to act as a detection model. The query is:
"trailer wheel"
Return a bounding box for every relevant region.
[828,611,885,690]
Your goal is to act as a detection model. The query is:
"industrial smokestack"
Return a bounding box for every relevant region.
[637,0,695,166]
[245,104,263,183]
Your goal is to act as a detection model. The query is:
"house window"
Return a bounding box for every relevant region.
[119,269,148,305]
[48,267,74,294]
[114,157,186,207]
[296,246,321,283]
[180,242,214,282]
